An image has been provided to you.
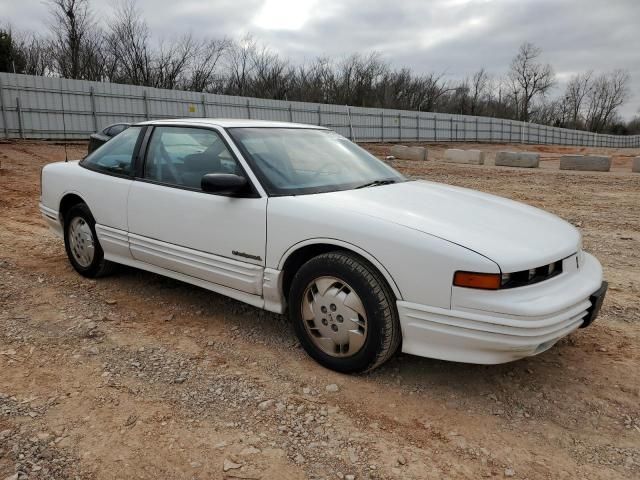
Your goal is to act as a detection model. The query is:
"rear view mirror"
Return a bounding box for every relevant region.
[201,173,249,196]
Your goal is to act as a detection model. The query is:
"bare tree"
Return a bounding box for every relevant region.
[626,113,640,135]
[224,34,257,96]
[48,0,95,79]
[291,57,335,103]
[584,69,630,133]
[0,27,25,73]
[508,42,555,121]
[564,71,592,128]
[419,73,454,112]
[530,97,566,126]
[185,38,229,92]
[18,34,51,76]
[249,45,295,99]
[154,34,197,89]
[106,1,153,85]
[469,68,490,115]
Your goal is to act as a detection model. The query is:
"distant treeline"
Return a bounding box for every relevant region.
[1,0,637,134]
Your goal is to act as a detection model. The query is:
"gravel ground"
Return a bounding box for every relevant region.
[0,140,639,480]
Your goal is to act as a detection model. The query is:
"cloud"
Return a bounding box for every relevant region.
[2,0,638,117]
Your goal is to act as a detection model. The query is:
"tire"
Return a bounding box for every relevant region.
[63,203,115,278]
[289,251,401,373]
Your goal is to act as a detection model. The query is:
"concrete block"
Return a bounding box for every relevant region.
[632,156,640,173]
[443,149,485,165]
[390,145,408,160]
[495,151,540,168]
[406,146,427,161]
[389,145,427,161]
[560,155,611,172]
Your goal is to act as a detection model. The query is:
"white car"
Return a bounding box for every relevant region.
[39,119,607,373]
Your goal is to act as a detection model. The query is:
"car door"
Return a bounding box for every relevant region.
[79,125,146,260]
[127,125,267,296]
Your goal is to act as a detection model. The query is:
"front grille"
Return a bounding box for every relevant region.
[501,259,564,289]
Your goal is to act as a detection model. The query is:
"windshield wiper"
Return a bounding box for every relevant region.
[354,179,397,189]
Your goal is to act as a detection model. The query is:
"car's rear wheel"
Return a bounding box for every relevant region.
[289,251,401,373]
[64,203,115,278]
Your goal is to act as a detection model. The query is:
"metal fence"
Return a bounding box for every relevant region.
[0,72,638,147]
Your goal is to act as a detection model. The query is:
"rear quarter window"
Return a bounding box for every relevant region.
[81,126,142,176]
[107,124,129,137]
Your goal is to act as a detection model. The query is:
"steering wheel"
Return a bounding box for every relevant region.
[308,159,344,182]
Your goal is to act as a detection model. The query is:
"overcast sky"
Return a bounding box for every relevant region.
[3,0,639,118]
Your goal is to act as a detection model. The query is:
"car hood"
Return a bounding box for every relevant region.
[307,180,580,272]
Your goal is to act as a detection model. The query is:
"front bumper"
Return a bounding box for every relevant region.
[398,252,605,364]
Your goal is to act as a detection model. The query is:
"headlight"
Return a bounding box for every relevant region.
[456,260,564,290]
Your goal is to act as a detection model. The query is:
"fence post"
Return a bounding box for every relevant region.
[201,94,207,118]
[433,116,437,141]
[246,99,252,119]
[0,77,7,138]
[143,91,150,120]
[449,117,453,141]
[475,117,478,142]
[398,113,402,142]
[380,111,384,142]
[317,105,321,126]
[455,123,458,141]
[89,87,98,132]
[289,103,293,123]
[489,119,493,142]
[16,97,24,139]
[416,114,420,142]
[348,106,354,141]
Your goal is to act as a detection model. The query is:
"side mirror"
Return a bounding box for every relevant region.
[201,173,250,196]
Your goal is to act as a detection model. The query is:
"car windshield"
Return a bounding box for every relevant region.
[227,127,405,196]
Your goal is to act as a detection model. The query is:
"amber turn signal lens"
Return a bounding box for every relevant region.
[453,271,502,290]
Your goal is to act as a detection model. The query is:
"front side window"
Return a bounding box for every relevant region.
[227,128,405,196]
[144,126,241,190]
[81,126,142,176]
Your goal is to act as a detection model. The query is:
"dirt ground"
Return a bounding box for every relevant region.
[0,140,639,480]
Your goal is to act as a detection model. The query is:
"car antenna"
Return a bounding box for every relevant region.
[60,88,69,162]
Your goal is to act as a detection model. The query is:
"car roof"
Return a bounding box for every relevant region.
[135,118,329,130]
[101,122,131,130]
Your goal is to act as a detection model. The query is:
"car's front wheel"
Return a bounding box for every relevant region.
[289,251,401,373]
[63,203,115,278]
